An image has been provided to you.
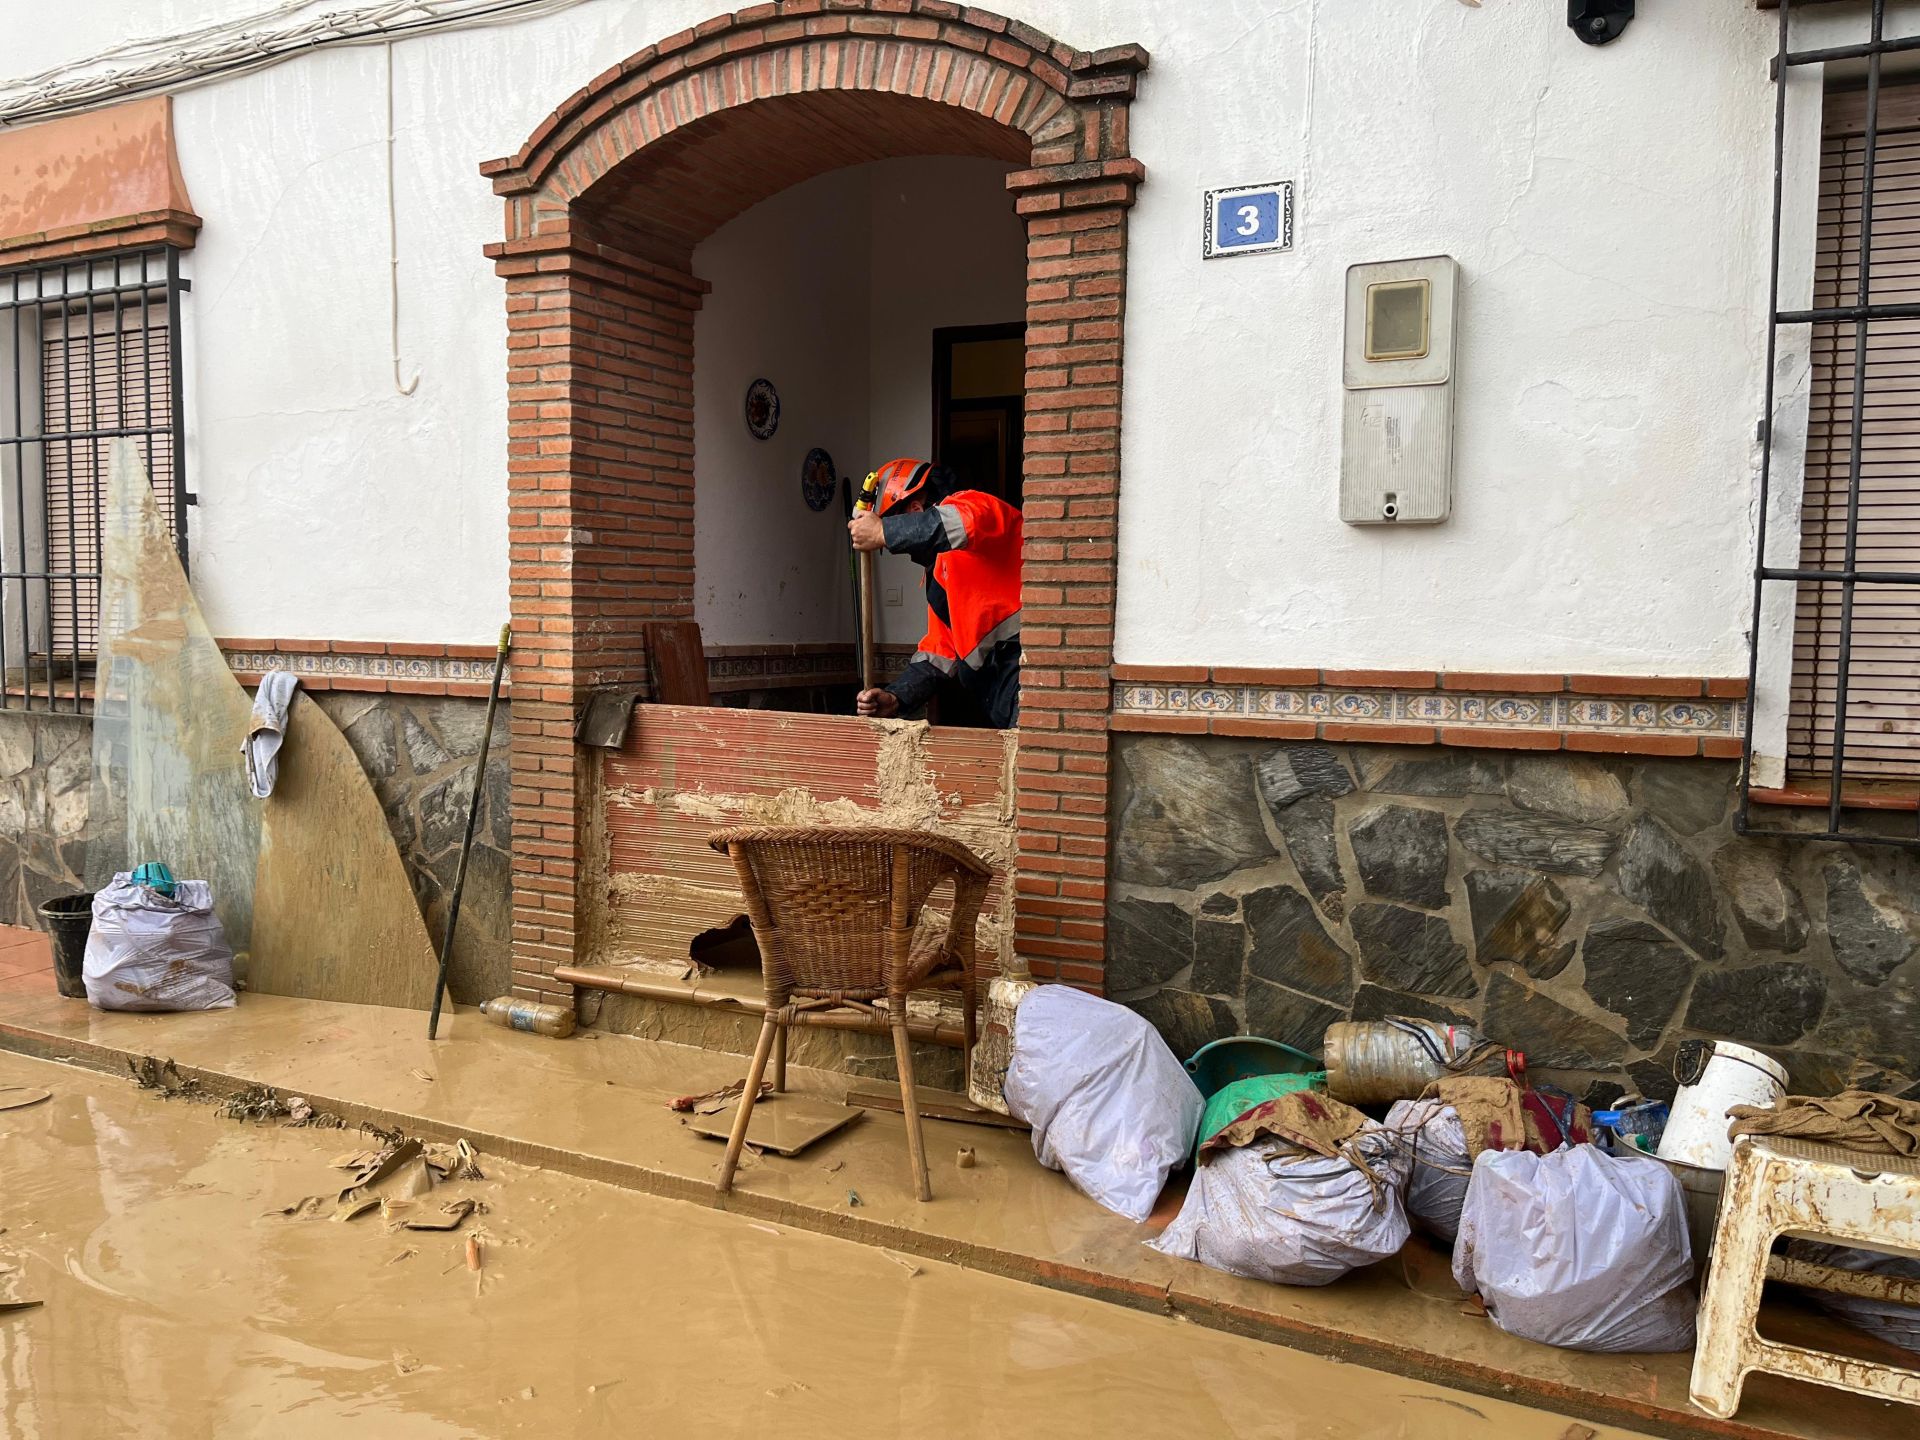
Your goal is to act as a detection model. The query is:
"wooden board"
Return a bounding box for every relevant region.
[644,621,711,705]
[844,1084,1031,1132]
[247,692,440,1009]
[683,1097,864,1156]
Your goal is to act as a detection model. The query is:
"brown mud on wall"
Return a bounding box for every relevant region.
[1109,735,1920,1106]
[581,706,1014,1071]
[0,695,512,1008]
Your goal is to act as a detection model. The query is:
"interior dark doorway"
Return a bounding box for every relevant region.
[933,322,1026,508]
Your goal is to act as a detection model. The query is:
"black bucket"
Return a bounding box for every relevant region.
[37,893,93,1000]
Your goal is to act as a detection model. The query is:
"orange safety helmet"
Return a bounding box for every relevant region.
[871,457,936,516]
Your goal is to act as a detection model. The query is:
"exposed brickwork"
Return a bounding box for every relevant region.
[0,211,200,267]
[483,4,1145,1000]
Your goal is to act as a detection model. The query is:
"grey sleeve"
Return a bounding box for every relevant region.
[886,658,943,713]
[881,509,950,555]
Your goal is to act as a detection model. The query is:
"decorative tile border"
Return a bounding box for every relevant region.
[705,644,916,694]
[217,639,507,698]
[1109,666,1748,758]
[217,640,924,700]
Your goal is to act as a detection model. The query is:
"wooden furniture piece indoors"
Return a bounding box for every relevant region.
[1690,1135,1920,1417]
[708,825,992,1202]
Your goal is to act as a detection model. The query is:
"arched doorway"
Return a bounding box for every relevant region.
[481,4,1145,1008]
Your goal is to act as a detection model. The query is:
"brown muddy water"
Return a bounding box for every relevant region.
[0,1053,1641,1438]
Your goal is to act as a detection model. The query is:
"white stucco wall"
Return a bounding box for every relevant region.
[866,157,1026,645]
[4,0,1898,681]
[691,168,868,649]
[691,156,1022,649]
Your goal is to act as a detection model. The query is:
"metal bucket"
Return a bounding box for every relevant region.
[1655,1040,1787,1172]
[1661,1155,1726,1271]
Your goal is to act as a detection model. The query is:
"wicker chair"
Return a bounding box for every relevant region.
[708,825,993,1202]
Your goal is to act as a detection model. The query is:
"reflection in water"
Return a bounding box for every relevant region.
[0,1054,1632,1439]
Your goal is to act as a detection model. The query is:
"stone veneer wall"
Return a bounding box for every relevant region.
[0,712,104,921]
[0,697,510,1005]
[1110,736,1920,1105]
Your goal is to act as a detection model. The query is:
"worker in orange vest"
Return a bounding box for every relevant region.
[848,458,1022,730]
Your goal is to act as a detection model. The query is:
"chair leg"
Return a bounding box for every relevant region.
[718,1015,780,1196]
[891,1004,932,1202]
[772,1024,788,1095]
[1689,1151,1773,1419]
[961,973,978,1084]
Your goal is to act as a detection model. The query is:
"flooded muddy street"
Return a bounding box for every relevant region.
[0,1053,1638,1439]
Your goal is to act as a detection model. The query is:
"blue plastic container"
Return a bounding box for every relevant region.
[1183,1035,1322,1099]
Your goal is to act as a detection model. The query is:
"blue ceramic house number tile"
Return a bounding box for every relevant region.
[1203,181,1293,259]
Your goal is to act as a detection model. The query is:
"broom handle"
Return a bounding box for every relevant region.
[428,621,511,1039]
[859,550,877,691]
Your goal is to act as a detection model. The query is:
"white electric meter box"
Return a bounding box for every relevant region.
[1340,255,1459,525]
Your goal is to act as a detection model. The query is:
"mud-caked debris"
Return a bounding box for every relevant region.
[128,1055,201,1099]
[219,1083,345,1129]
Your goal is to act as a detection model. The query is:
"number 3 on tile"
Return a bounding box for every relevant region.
[1203,181,1294,260]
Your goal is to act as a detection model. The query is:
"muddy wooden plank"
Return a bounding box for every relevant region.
[844,1084,1030,1132]
[682,1096,863,1156]
[247,693,439,1009]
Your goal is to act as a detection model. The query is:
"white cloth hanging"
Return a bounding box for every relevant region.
[243,671,301,799]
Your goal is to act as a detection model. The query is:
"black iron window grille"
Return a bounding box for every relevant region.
[0,246,189,712]
[1743,0,1920,849]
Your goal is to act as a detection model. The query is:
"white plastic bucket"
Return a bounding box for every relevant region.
[1656,1041,1787,1172]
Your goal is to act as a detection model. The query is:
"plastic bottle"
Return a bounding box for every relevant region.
[1323,1019,1489,1105]
[479,996,576,1038]
[1595,1098,1669,1155]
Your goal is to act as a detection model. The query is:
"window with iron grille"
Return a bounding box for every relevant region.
[1790,82,1920,782]
[0,247,188,711]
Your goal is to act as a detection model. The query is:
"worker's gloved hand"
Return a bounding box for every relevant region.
[856,688,900,719]
[847,513,886,552]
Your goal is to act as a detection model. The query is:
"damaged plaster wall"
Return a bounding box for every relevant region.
[584,707,1014,1079]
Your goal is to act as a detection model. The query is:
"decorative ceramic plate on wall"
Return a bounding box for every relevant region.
[801,448,837,512]
[745,378,779,439]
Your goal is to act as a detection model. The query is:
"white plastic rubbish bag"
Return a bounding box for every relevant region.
[1003,985,1202,1222]
[1386,1097,1472,1244]
[1453,1146,1695,1353]
[1151,1125,1411,1286]
[84,875,238,1012]
[1787,1241,1920,1354]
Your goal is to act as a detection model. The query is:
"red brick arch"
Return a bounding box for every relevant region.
[481,1,1146,1003]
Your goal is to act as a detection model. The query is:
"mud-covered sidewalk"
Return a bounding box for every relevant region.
[0,1049,1659,1438]
[0,959,1908,1440]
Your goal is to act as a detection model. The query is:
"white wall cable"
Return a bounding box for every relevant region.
[385,41,419,397]
[1,0,592,125]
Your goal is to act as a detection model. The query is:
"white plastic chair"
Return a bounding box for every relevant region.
[1690,1134,1920,1418]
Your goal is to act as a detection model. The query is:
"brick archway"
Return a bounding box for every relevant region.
[482,2,1145,1003]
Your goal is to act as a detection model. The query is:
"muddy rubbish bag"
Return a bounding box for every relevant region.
[1003,984,1201,1222]
[1152,1122,1411,1286]
[84,874,237,1013]
[1453,1145,1695,1353]
[1786,1241,1920,1354]
[1385,1097,1472,1244]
